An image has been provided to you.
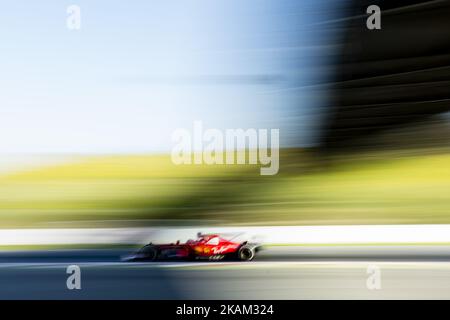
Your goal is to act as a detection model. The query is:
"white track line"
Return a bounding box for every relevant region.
[1,260,450,270]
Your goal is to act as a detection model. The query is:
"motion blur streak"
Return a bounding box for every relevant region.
[321,0,450,150]
[0,0,449,300]
[1,247,450,299]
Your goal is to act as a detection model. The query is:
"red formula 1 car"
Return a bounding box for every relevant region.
[124,233,262,262]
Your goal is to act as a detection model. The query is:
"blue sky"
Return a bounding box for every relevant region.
[0,0,340,154]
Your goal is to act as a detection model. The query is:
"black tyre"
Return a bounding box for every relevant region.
[237,245,255,261]
[139,245,158,261]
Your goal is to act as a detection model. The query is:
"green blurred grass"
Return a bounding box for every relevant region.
[0,150,448,227]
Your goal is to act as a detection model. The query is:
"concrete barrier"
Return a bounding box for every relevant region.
[2,224,450,245]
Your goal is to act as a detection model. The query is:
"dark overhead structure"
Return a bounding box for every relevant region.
[320,0,450,150]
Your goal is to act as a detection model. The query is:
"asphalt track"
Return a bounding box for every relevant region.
[1,246,450,299]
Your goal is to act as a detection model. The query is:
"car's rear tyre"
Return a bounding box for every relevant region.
[139,245,158,261]
[238,245,255,261]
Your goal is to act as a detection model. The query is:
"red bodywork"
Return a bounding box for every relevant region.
[151,234,242,259]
